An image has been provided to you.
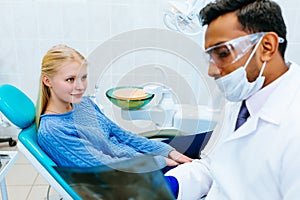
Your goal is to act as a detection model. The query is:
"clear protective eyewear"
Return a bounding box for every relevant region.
[204,32,284,68]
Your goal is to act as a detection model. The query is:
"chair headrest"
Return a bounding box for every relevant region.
[0,84,35,129]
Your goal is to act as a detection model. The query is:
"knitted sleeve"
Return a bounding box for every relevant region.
[103,114,174,158]
[86,96,175,158]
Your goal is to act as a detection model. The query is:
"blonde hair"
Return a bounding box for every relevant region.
[36,45,86,127]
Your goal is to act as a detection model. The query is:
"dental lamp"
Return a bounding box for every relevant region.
[163,0,209,36]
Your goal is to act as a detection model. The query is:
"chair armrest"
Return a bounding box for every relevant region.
[139,129,187,139]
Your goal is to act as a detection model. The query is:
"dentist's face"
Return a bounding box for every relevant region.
[46,61,87,106]
[204,12,261,81]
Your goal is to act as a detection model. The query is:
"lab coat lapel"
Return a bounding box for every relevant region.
[222,101,258,141]
[225,115,259,141]
[235,116,258,137]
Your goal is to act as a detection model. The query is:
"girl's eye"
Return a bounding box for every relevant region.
[81,75,87,81]
[66,78,74,82]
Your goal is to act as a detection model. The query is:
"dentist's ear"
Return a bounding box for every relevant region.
[260,32,280,62]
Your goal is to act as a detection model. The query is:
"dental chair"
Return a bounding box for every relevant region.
[0,112,17,147]
[0,84,80,200]
[0,127,17,147]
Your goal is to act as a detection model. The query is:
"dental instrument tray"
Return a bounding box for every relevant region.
[106,86,154,110]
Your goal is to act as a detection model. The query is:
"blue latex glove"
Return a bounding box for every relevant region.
[164,175,179,198]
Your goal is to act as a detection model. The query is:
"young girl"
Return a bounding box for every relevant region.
[36,45,192,169]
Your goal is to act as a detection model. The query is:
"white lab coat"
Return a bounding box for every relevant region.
[166,62,300,200]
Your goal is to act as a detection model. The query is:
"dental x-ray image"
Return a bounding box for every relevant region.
[55,156,174,200]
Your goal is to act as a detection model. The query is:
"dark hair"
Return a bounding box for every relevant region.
[199,0,287,58]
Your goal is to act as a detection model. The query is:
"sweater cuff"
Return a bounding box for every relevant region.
[155,145,175,158]
[153,155,167,169]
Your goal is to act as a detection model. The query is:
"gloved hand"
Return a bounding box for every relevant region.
[164,175,179,198]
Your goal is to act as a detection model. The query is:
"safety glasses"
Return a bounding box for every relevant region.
[204,32,284,68]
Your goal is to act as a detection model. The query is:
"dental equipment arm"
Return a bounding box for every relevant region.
[144,85,176,128]
[121,85,176,129]
[163,0,208,36]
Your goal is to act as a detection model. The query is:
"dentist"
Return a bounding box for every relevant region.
[166,0,300,199]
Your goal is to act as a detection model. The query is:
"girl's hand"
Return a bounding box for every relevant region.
[165,157,180,166]
[168,150,193,164]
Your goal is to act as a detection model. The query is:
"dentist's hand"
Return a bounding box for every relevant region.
[167,150,193,166]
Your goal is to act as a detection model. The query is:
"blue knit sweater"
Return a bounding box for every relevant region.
[38,97,174,168]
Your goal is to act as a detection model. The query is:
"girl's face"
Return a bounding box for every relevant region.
[43,60,88,107]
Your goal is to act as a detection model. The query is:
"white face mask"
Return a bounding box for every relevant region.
[215,38,266,102]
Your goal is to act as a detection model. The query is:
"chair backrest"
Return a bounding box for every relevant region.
[0,84,35,128]
[0,84,80,200]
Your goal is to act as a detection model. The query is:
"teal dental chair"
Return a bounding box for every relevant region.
[0,84,80,200]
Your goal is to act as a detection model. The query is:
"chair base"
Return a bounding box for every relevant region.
[0,138,17,147]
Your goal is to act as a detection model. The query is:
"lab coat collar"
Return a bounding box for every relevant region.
[259,62,299,125]
[226,61,300,141]
[246,72,282,120]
